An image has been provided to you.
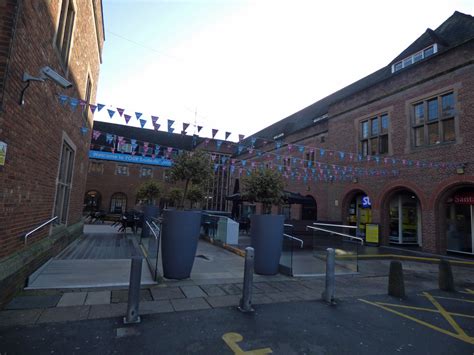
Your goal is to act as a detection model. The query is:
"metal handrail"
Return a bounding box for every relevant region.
[284,223,294,228]
[24,216,58,244]
[284,233,304,248]
[145,220,160,239]
[306,225,364,245]
[313,222,357,229]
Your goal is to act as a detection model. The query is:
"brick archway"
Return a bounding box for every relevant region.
[341,188,369,226]
[379,182,425,247]
[432,179,474,254]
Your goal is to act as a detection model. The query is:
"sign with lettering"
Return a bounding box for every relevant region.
[454,193,474,205]
[362,195,372,208]
[365,224,379,244]
[89,150,172,167]
[0,141,7,166]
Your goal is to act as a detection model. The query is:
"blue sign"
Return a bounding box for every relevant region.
[89,150,172,167]
[362,196,371,208]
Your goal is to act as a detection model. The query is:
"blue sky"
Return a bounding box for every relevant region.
[95,0,474,140]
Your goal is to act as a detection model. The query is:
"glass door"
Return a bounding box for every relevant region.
[389,193,421,245]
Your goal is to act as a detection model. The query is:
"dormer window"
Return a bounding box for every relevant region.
[391,44,438,73]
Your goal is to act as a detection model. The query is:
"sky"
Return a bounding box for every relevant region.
[94,0,474,141]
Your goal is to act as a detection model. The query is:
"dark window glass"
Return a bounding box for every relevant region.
[415,127,424,147]
[379,135,389,154]
[361,140,368,157]
[370,138,378,155]
[361,121,369,138]
[443,118,455,142]
[403,57,413,67]
[381,114,389,132]
[413,51,423,62]
[428,123,439,145]
[394,62,402,71]
[414,103,424,124]
[428,99,438,121]
[424,46,434,57]
[442,93,454,116]
[371,118,379,135]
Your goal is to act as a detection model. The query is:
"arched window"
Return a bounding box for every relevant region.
[84,190,101,212]
[110,192,127,214]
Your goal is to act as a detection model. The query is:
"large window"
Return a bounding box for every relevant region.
[140,167,153,178]
[89,161,103,174]
[412,92,456,148]
[116,164,129,176]
[391,44,438,73]
[56,0,76,65]
[54,141,75,224]
[110,193,127,214]
[360,113,389,156]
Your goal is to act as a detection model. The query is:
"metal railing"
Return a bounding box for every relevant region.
[283,234,303,248]
[141,217,162,281]
[24,216,58,245]
[308,223,364,245]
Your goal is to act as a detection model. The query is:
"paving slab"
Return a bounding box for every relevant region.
[111,289,152,303]
[205,295,240,308]
[265,292,303,302]
[170,297,211,312]
[88,303,127,320]
[252,282,281,293]
[0,309,43,327]
[85,291,111,305]
[251,294,274,305]
[37,306,90,324]
[220,284,241,295]
[139,300,174,315]
[57,292,87,307]
[180,285,207,298]
[150,287,185,300]
[200,285,227,297]
[5,295,61,310]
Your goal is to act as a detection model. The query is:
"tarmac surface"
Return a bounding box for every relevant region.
[1,223,474,354]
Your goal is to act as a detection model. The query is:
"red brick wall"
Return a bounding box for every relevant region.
[0,0,104,258]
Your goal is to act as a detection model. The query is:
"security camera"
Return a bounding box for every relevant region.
[40,66,73,88]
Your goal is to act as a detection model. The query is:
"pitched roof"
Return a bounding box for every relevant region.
[92,121,202,150]
[246,11,474,144]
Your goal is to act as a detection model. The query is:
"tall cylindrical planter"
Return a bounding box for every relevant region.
[251,214,284,275]
[141,205,159,239]
[161,210,202,279]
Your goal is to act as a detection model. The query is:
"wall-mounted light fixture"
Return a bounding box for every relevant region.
[456,163,466,175]
[20,66,73,105]
[352,177,358,183]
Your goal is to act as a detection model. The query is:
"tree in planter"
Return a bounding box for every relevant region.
[186,186,205,209]
[169,150,213,209]
[136,180,162,205]
[241,169,285,214]
[166,187,184,208]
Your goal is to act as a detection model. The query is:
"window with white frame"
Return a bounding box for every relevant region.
[56,0,76,65]
[360,113,389,156]
[54,141,75,224]
[116,164,129,176]
[391,44,438,73]
[140,167,153,178]
[89,161,103,174]
[412,92,456,147]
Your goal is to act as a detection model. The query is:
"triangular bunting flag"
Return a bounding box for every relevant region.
[197,126,203,133]
[154,123,161,131]
[89,104,97,113]
[139,119,147,128]
[135,112,142,120]
[107,109,115,118]
[69,98,79,111]
[97,104,105,111]
[225,132,231,140]
[92,130,101,140]
[212,129,218,138]
[117,108,125,117]
[58,95,68,105]
[151,116,159,125]
[167,119,175,132]
[124,114,131,124]
[239,134,245,142]
[183,122,190,132]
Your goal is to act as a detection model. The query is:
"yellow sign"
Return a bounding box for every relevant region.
[365,224,379,244]
[0,141,6,166]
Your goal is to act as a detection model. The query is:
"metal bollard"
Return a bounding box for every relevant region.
[322,248,336,304]
[123,257,143,324]
[239,247,255,313]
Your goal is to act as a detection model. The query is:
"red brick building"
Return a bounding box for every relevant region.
[235,11,474,256]
[0,0,105,305]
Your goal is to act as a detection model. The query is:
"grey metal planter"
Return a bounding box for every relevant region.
[251,214,284,275]
[161,210,202,279]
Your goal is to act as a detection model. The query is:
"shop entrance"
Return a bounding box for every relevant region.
[446,188,474,255]
[389,191,421,245]
[347,193,372,239]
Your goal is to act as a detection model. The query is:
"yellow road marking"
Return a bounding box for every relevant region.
[465,289,474,295]
[419,295,474,304]
[222,332,272,354]
[337,254,474,266]
[374,301,474,319]
[423,292,469,338]
[359,299,474,345]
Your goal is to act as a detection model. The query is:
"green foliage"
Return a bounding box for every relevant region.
[242,169,285,214]
[136,180,162,204]
[186,186,205,208]
[167,188,184,207]
[169,150,213,208]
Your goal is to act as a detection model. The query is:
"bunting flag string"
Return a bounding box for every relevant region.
[57,94,460,171]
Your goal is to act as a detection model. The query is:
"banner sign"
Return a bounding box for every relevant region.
[454,193,474,205]
[89,150,172,167]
